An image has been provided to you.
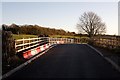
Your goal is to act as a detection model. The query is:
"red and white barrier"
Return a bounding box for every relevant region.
[23,41,64,59]
[56,41,64,44]
[23,43,50,59]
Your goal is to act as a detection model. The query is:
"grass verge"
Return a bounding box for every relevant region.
[12,34,38,40]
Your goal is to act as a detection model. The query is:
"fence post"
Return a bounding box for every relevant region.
[29,38,30,47]
[37,37,39,44]
[23,38,24,50]
[15,40,17,53]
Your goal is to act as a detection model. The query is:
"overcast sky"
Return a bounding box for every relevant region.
[2,2,118,35]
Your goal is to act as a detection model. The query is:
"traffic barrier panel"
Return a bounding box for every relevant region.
[23,50,31,59]
[57,41,60,44]
[46,44,49,48]
[23,43,51,59]
[36,47,41,53]
[23,53,28,59]
[40,45,45,51]
[43,44,46,49]
[31,49,36,56]
[27,50,32,58]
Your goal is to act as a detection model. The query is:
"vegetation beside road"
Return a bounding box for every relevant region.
[2,23,120,75]
[2,24,75,37]
[12,34,89,40]
[46,34,89,39]
[12,34,38,40]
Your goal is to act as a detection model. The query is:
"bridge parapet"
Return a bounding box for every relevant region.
[15,37,74,59]
[15,37,48,53]
[49,38,74,44]
[15,37,75,53]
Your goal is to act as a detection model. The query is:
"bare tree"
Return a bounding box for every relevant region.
[77,12,106,38]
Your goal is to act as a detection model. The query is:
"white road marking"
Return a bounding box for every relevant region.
[2,44,57,79]
[86,44,120,73]
[86,44,103,56]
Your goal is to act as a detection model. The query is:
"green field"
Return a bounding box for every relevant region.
[49,35,81,38]
[12,34,38,40]
[13,34,89,40]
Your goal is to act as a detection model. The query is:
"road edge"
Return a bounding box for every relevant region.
[86,44,120,73]
[1,44,57,79]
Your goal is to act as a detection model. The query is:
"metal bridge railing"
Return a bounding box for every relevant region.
[15,37,74,53]
[15,37,49,53]
[49,38,74,44]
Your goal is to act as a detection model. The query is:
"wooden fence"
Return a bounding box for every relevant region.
[74,37,89,43]
[93,36,120,49]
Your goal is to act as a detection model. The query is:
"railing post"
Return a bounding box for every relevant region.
[15,40,17,53]
[39,37,40,45]
[23,38,24,50]
[29,38,30,47]
[37,37,38,45]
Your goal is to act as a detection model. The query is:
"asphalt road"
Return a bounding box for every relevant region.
[4,44,120,79]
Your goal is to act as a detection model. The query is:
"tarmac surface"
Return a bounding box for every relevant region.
[4,44,120,79]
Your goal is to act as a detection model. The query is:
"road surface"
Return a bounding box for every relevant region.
[4,44,120,79]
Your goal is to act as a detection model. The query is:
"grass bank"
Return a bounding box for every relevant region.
[49,35,87,38]
[12,34,38,40]
[12,34,89,40]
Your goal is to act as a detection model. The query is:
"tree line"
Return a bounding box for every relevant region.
[2,24,76,36]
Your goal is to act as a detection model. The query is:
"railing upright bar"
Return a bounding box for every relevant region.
[23,38,24,50]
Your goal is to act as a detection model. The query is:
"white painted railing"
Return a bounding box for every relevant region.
[15,37,74,53]
[49,38,74,44]
[15,37,48,53]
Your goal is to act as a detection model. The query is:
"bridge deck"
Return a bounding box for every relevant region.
[5,44,120,79]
